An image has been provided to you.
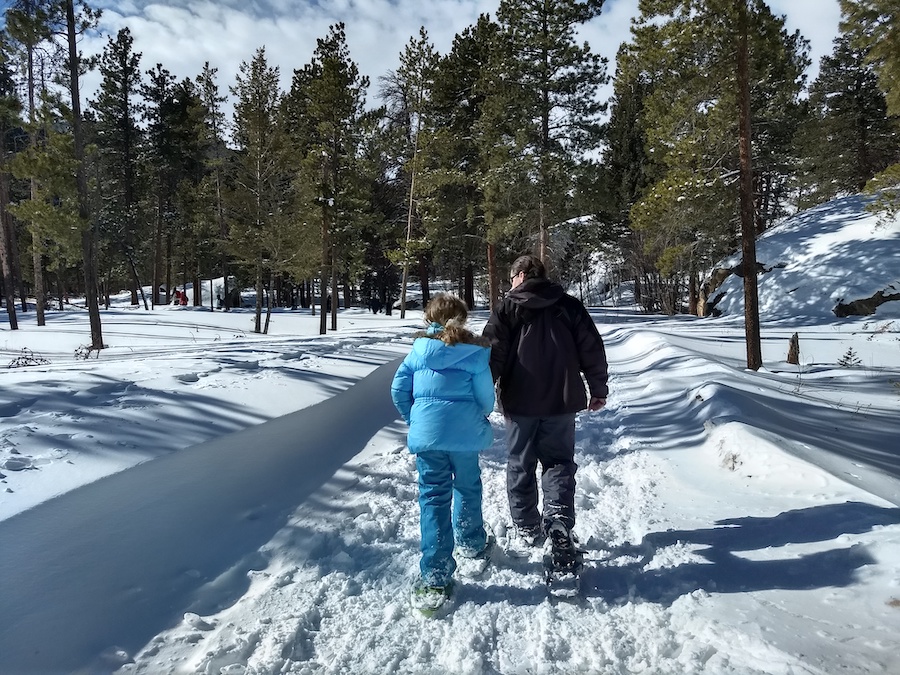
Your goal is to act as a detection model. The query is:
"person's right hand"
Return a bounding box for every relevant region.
[587,397,606,411]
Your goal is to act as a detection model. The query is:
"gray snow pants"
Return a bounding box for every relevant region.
[505,413,577,533]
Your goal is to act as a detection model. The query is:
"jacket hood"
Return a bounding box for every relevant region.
[507,277,565,309]
[413,336,490,372]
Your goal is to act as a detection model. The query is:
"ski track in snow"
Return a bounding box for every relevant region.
[116,382,848,675]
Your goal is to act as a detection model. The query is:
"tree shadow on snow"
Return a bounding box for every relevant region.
[584,501,900,606]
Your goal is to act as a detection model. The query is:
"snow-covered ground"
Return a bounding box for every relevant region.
[1,198,900,674]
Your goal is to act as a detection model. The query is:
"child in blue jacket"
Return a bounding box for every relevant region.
[391,294,495,614]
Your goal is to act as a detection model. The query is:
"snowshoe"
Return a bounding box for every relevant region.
[543,519,584,599]
[455,529,495,578]
[410,579,454,618]
[504,523,545,558]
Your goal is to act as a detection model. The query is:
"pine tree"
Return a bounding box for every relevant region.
[621,0,805,332]
[142,63,176,306]
[143,68,207,308]
[796,33,899,206]
[62,0,103,349]
[5,0,67,326]
[230,47,299,333]
[0,32,23,329]
[90,27,147,308]
[421,15,501,307]
[839,0,900,219]
[290,24,369,334]
[9,95,82,311]
[599,54,658,310]
[386,27,438,318]
[840,0,900,117]
[491,0,607,271]
[195,63,230,307]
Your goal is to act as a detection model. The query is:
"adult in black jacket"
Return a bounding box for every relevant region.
[483,255,608,567]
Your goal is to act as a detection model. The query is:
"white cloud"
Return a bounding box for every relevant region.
[78,0,841,126]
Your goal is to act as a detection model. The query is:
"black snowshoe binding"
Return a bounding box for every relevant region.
[543,519,584,598]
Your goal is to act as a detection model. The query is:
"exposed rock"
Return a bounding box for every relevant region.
[833,288,900,318]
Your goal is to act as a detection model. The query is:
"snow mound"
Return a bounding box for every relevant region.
[709,194,900,321]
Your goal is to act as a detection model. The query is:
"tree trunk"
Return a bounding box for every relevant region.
[153,195,162,307]
[56,270,65,310]
[688,269,699,316]
[124,249,149,310]
[319,219,328,336]
[67,0,103,349]
[464,263,475,310]
[7,210,27,313]
[538,199,550,274]
[254,257,263,333]
[165,232,172,305]
[487,242,498,310]
[330,249,338,332]
[736,0,762,371]
[418,255,430,308]
[263,270,273,334]
[31,204,46,325]
[26,38,44,325]
[343,273,352,311]
[0,171,18,329]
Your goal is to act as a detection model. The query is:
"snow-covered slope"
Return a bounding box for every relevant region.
[709,194,900,321]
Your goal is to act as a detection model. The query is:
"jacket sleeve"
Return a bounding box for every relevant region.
[472,356,496,416]
[482,305,510,383]
[390,356,415,424]
[572,301,609,398]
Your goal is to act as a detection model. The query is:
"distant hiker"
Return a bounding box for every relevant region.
[180,290,188,306]
[172,289,182,306]
[216,293,223,309]
[483,254,608,580]
[391,294,495,615]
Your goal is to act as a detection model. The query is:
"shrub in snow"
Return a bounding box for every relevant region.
[838,347,862,368]
[6,348,50,368]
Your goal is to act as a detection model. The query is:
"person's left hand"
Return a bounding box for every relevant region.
[587,397,606,411]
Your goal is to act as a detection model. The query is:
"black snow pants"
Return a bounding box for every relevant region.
[505,413,577,533]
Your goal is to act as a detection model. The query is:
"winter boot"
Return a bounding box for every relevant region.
[410,578,454,617]
[455,527,495,578]
[544,519,584,598]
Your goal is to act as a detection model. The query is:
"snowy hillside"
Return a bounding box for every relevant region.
[1,194,899,674]
[709,194,900,321]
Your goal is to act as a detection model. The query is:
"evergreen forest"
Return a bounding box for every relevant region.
[0,0,898,345]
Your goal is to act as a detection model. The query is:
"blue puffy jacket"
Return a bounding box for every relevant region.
[391,337,495,454]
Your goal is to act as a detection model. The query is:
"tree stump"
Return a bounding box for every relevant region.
[787,332,800,365]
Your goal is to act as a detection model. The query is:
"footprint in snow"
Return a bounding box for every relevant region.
[1,456,35,471]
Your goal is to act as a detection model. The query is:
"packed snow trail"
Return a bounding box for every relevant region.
[0,357,403,674]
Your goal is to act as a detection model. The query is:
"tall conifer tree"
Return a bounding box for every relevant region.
[491,0,607,270]
[796,33,899,206]
[230,47,289,334]
[0,33,22,329]
[291,24,369,334]
[91,27,146,307]
[839,0,900,218]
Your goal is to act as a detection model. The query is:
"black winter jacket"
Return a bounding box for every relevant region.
[482,278,609,416]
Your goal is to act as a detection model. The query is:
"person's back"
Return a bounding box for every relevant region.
[486,276,606,416]
[394,334,493,453]
[483,254,608,585]
[390,294,495,615]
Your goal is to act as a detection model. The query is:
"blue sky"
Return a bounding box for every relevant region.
[4,0,843,115]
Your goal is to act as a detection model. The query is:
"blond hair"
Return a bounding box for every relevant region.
[419,294,490,347]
